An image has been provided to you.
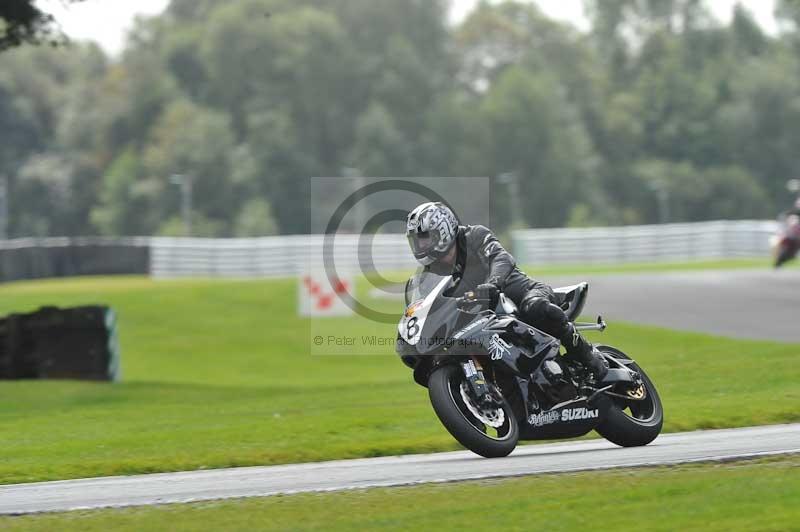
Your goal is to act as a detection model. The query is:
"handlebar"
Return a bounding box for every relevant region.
[455,291,493,309]
[574,315,607,332]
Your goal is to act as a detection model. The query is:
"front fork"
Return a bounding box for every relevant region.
[461,357,493,405]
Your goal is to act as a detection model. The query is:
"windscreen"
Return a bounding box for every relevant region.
[400,272,463,353]
[405,272,448,305]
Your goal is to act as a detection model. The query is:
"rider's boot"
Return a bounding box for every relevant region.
[562,324,608,381]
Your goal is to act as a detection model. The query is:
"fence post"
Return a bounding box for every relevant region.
[0,175,7,241]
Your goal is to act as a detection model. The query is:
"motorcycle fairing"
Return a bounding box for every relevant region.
[553,282,589,322]
[398,275,452,347]
[519,396,612,440]
[452,316,561,377]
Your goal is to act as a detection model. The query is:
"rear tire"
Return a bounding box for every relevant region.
[428,364,518,458]
[594,346,663,447]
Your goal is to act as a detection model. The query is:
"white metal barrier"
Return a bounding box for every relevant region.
[149,234,417,278]
[511,220,778,265]
[148,220,780,278]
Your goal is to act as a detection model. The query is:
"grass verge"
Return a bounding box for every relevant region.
[0,276,797,484]
[2,455,799,531]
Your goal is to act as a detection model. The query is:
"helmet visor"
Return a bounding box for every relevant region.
[407,230,440,257]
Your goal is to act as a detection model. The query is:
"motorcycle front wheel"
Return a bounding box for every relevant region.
[428,364,518,458]
[774,241,796,268]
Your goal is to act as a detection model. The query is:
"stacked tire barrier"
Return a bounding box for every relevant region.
[0,306,120,381]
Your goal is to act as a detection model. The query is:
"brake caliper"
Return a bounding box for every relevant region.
[626,382,646,399]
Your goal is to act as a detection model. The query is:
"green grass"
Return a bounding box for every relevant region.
[0,276,798,484]
[3,456,799,531]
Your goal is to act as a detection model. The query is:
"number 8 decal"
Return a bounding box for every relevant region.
[406,316,419,340]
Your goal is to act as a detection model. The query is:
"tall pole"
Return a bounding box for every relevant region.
[182,176,193,237]
[0,175,7,241]
[657,187,671,225]
[498,172,524,229]
[170,174,193,237]
[648,179,670,224]
[342,167,365,233]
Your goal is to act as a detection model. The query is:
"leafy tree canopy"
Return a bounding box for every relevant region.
[0,0,85,51]
[0,0,796,237]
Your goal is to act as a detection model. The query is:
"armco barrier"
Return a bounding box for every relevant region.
[0,220,781,281]
[0,237,150,283]
[148,234,418,278]
[150,220,779,277]
[510,220,779,265]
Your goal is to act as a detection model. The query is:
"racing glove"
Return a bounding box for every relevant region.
[475,282,500,305]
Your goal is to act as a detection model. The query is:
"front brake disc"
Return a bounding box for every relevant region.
[459,382,505,428]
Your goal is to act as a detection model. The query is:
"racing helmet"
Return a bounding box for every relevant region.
[406,202,459,266]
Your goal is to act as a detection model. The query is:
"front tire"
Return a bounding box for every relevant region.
[428,364,519,458]
[774,242,795,268]
[594,346,663,447]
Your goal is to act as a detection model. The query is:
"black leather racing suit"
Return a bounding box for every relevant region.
[427,225,594,361]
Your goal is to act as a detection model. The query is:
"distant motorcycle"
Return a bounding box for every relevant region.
[396,272,663,458]
[771,215,800,268]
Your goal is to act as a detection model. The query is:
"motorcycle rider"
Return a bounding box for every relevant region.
[784,197,800,218]
[406,201,608,380]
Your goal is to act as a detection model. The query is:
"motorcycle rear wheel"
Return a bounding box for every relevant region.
[594,346,663,447]
[428,364,519,458]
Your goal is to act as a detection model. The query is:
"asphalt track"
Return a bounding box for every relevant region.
[1,424,798,514]
[548,268,800,342]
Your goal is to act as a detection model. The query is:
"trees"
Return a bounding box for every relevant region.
[0,43,106,237]
[0,0,796,237]
[480,66,600,228]
[0,0,60,51]
[0,0,87,51]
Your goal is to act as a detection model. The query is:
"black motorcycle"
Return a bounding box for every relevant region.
[396,272,663,458]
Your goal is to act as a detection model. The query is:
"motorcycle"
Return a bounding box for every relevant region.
[396,272,663,458]
[771,215,800,268]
